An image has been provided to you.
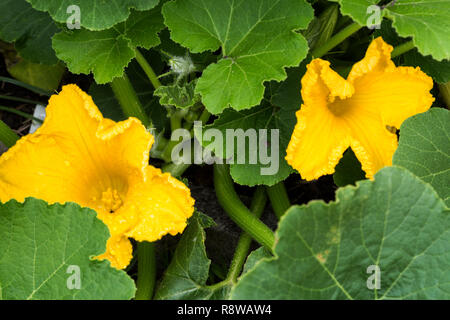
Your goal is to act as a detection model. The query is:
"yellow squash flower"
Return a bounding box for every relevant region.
[0,84,194,269]
[286,37,434,181]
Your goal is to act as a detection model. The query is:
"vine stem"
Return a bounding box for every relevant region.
[214,164,275,251]
[134,242,156,300]
[162,162,191,177]
[161,108,212,176]
[266,181,290,219]
[134,49,162,89]
[110,74,152,128]
[311,22,362,58]
[391,40,415,58]
[0,119,19,148]
[226,186,267,283]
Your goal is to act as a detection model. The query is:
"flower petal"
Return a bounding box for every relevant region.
[0,84,153,207]
[96,235,133,270]
[347,37,434,128]
[344,105,398,179]
[285,59,352,180]
[347,37,396,83]
[126,166,195,242]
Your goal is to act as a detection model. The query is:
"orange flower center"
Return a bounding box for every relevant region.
[100,187,123,213]
[327,96,353,117]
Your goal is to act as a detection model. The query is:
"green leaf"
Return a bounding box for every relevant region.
[0,198,136,300]
[0,0,59,64]
[197,61,307,186]
[52,29,135,84]
[333,149,365,187]
[163,0,313,114]
[241,247,272,275]
[154,212,231,300]
[268,61,306,111]
[332,0,450,61]
[231,166,450,299]
[52,8,165,84]
[26,0,159,31]
[394,108,450,207]
[376,20,450,84]
[303,4,339,52]
[202,104,295,186]
[116,8,165,50]
[154,80,200,108]
[8,59,65,92]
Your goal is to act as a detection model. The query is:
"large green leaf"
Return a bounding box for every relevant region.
[52,29,135,84]
[0,0,59,64]
[163,0,313,114]
[154,212,231,300]
[394,108,450,207]
[332,0,450,61]
[200,104,295,186]
[196,62,306,186]
[52,8,164,84]
[0,198,136,300]
[231,166,450,299]
[26,0,159,31]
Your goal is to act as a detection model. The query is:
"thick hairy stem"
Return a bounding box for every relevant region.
[226,186,267,283]
[214,164,275,251]
[110,74,152,128]
[266,181,290,219]
[134,242,156,300]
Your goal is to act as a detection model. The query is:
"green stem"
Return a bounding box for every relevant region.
[134,49,162,89]
[170,112,183,132]
[214,164,275,251]
[134,241,156,300]
[0,76,52,96]
[161,112,185,161]
[198,108,211,125]
[0,119,19,148]
[110,74,152,127]
[226,186,267,283]
[0,94,42,105]
[162,162,191,177]
[266,181,290,219]
[311,22,362,58]
[0,106,43,123]
[391,40,415,58]
[157,71,173,79]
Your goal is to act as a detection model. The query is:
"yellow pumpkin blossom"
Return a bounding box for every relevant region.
[286,37,434,180]
[0,84,194,269]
